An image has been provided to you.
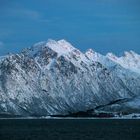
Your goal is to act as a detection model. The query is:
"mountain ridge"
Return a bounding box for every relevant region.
[0,39,140,117]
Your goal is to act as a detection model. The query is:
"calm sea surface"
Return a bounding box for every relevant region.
[0,119,140,140]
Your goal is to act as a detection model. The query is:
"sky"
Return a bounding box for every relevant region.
[0,0,140,56]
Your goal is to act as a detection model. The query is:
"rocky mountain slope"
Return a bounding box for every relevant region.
[0,39,140,117]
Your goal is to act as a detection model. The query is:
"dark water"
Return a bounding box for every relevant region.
[0,119,140,140]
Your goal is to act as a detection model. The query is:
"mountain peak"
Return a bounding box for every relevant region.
[22,39,76,58]
[123,50,139,58]
[85,49,95,55]
[106,52,118,60]
[85,49,102,62]
[47,39,75,55]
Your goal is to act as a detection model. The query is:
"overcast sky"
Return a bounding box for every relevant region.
[0,0,140,56]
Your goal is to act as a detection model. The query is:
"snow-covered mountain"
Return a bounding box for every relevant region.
[0,39,140,117]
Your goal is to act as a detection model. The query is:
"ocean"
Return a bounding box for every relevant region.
[0,118,140,140]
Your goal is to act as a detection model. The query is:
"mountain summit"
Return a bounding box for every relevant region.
[0,39,140,117]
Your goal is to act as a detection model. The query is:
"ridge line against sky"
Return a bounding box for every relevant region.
[0,0,140,56]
